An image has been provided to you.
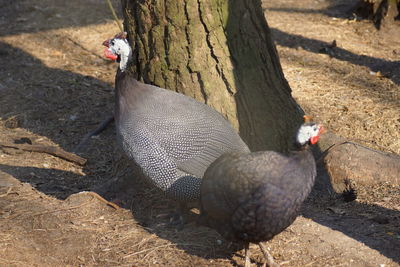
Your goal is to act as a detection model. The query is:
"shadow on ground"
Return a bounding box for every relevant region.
[0,41,117,199]
[2,159,399,264]
[271,28,400,86]
[304,199,400,263]
[307,164,400,263]
[0,0,122,37]
[266,0,385,20]
[0,41,114,150]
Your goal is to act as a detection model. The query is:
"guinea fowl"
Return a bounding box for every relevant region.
[200,118,324,267]
[102,32,250,218]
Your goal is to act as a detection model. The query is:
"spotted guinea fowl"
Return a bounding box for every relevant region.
[200,118,324,267]
[102,32,249,208]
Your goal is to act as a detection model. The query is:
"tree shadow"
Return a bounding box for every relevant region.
[266,0,400,25]
[0,0,122,37]
[0,161,242,262]
[2,157,399,264]
[265,0,356,19]
[0,164,87,199]
[0,41,114,152]
[88,158,243,261]
[303,147,400,263]
[303,198,400,263]
[0,40,119,202]
[97,152,400,263]
[271,27,400,86]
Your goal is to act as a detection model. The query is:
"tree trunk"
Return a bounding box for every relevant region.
[121,0,303,152]
[353,0,400,29]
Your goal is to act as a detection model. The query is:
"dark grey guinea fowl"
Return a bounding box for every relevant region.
[102,32,249,206]
[200,120,324,267]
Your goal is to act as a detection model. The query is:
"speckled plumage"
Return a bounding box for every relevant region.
[115,71,250,202]
[201,149,316,243]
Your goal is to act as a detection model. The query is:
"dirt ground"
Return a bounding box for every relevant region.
[0,0,399,266]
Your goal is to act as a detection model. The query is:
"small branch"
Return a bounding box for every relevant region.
[105,0,123,32]
[66,37,105,60]
[0,187,13,198]
[0,143,87,166]
[87,191,120,210]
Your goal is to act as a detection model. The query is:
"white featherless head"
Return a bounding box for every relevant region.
[296,123,324,146]
[103,32,132,72]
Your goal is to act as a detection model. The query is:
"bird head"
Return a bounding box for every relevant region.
[296,116,325,146]
[102,32,131,71]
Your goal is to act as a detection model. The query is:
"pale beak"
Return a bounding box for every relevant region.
[102,39,110,48]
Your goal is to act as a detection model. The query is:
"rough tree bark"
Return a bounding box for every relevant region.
[120,0,400,190]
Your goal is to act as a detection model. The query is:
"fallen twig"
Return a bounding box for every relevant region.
[0,187,13,198]
[0,143,87,166]
[86,191,120,210]
[66,36,106,60]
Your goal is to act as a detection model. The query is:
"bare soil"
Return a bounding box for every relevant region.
[0,0,399,266]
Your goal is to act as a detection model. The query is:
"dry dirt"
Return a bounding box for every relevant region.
[0,0,399,266]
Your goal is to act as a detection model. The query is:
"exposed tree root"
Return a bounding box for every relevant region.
[318,132,400,193]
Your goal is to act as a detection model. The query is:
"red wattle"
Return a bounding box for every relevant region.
[104,48,118,61]
[310,136,319,145]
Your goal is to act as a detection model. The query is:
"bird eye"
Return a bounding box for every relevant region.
[111,40,115,46]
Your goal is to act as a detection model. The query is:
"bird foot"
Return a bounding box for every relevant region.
[259,243,280,267]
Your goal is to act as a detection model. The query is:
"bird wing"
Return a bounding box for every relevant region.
[130,86,250,178]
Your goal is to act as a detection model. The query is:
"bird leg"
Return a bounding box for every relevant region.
[259,242,279,267]
[244,242,251,267]
[73,115,114,153]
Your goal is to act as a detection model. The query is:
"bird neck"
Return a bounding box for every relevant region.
[119,49,132,72]
[293,141,309,151]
